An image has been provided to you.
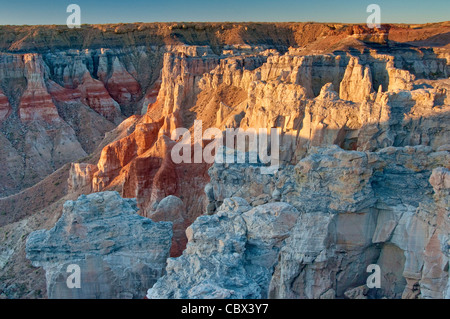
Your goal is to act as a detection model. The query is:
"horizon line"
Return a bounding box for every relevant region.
[1,20,449,27]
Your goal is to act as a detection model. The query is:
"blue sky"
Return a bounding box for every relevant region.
[0,0,448,25]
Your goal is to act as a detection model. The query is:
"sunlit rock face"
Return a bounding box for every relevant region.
[67,38,449,260]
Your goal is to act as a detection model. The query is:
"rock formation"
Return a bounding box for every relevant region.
[65,31,449,260]
[18,54,60,123]
[197,145,450,299]
[0,87,11,122]
[77,71,123,124]
[0,21,448,299]
[147,198,300,299]
[147,195,189,258]
[147,144,449,299]
[25,191,172,299]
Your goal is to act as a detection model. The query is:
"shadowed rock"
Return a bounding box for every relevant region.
[26,191,173,299]
[147,198,300,299]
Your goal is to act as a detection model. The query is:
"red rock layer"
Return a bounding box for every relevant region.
[78,72,122,123]
[105,58,142,105]
[46,80,82,103]
[0,88,11,122]
[93,118,165,192]
[18,54,60,123]
[142,80,161,113]
[71,51,224,256]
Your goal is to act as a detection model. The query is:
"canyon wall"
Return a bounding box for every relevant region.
[0,21,448,299]
[68,35,449,257]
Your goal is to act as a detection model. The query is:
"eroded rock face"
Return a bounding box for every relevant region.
[398,167,450,299]
[163,146,450,298]
[78,71,123,124]
[100,56,142,107]
[147,195,189,258]
[147,198,300,299]
[339,56,374,103]
[0,87,11,122]
[0,45,166,197]
[26,191,173,299]
[1,22,449,299]
[18,54,60,123]
[68,40,450,257]
[67,163,98,194]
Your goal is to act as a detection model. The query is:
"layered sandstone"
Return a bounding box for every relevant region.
[18,54,60,123]
[2,22,447,53]
[0,88,11,122]
[77,71,123,124]
[68,35,450,260]
[0,47,151,196]
[0,21,449,299]
[101,57,142,106]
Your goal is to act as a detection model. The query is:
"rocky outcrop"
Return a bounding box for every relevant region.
[147,198,300,299]
[26,191,173,299]
[339,56,374,102]
[196,145,449,299]
[147,195,189,258]
[18,54,60,123]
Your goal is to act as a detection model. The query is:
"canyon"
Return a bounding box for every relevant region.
[0,22,448,299]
